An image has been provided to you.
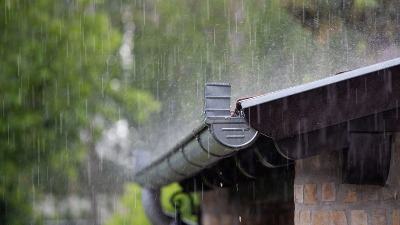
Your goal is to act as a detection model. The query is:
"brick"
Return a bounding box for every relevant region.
[300,210,311,225]
[351,210,368,225]
[312,210,329,225]
[322,182,336,202]
[304,183,317,205]
[343,186,357,203]
[295,185,304,204]
[295,210,300,225]
[372,209,386,225]
[330,211,348,225]
[362,189,379,202]
[393,209,400,225]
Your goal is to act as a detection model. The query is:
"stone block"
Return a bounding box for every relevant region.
[295,210,300,225]
[393,209,400,225]
[312,210,329,225]
[371,209,386,225]
[343,186,357,203]
[300,210,311,225]
[322,182,336,202]
[330,211,348,225]
[295,185,304,204]
[304,183,317,205]
[350,210,368,225]
[361,189,379,202]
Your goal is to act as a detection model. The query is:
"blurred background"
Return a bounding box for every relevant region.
[1,0,400,224]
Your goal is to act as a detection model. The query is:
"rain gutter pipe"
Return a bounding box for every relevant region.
[134,83,259,189]
[135,83,259,225]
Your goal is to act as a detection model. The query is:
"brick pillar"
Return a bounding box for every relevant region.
[294,133,400,225]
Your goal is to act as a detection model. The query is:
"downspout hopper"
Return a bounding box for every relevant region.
[204,83,258,149]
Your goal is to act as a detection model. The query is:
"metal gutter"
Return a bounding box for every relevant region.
[134,83,259,189]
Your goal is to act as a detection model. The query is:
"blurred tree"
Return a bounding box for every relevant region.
[0,0,159,224]
[284,0,400,62]
[105,183,152,225]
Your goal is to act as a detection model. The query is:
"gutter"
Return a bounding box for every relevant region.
[134,58,400,224]
[135,83,259,225]
[134,83,259,189]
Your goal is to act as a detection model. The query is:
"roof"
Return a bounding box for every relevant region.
[134,58,400,189]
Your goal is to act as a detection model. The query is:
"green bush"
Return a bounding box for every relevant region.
[106,182,199,225]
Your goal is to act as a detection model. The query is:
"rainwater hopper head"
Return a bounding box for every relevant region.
[204,83,231,119]
[203,83,258,150]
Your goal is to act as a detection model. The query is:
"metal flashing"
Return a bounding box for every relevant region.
[239,58,400,109]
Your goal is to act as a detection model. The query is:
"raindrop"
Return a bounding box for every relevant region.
[7,123,10,145]
[235,12,238,34]
[37,140,40,163]
[213,28,216,46]
[143,3,146,26]
[196,79,199,98]
[17,54,20,77]
[101,77,104,98]
[67,84,70,106]
[207,0,210,20]
[60,113,63,134]
[65,132,68,151]
[100,151,103,171]
[156,81,159,101]
[37,165,40,187]
[292,53,295,73]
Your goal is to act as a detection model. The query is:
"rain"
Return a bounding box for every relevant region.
[1,0,400,225]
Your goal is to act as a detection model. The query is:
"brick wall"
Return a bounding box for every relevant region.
[294,133,400,225]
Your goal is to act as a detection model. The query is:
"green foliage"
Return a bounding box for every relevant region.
[106,183,152,225]
[161,183,199,223]
[0,0,159,223]
[106,183,199,225]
